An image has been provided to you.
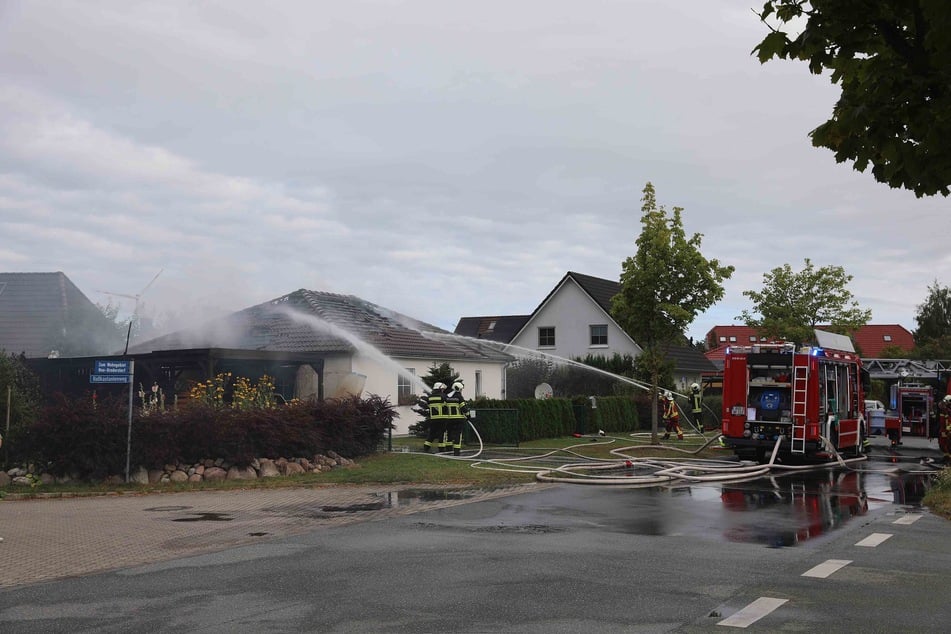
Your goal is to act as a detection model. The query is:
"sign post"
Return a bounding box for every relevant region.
[91,359,135,482]
[125,360,134,483]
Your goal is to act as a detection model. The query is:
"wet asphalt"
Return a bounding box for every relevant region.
[0,435,949,632]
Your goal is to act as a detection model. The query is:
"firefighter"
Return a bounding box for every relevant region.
[422,382,448,453]
[690,382,704,432]
[938,395,951,463]
[444,380,469,456]
[662,391,683,441]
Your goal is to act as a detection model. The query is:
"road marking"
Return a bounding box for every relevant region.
[856,533,892,547]
[802,559,852,578]
[717,597,788,628]
[893,514,922,525]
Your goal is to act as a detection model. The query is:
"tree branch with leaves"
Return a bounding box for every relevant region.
[754,0,951,197]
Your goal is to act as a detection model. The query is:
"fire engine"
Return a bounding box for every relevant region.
[721,330,866,462]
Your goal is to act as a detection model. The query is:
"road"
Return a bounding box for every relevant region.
[1,453,949,632]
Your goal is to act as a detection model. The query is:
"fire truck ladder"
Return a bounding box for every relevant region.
[791,359,808,454]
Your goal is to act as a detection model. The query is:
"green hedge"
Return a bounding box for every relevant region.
[470,396,642,443]
[9,393,397,479]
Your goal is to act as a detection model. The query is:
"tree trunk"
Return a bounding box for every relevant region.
[650,368,659,445]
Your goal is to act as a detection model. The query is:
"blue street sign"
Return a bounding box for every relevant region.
[90,374,132,384]
[95,360,131,374]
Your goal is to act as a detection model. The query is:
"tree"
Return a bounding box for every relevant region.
[910,280,951,358]
[407,362,459,438]
[611,182,734,443]
[0,352,41,467]
[754,1,951,197]
[738,258,871,344]
[913,280,951,342]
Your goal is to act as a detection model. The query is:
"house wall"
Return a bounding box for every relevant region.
[511,280,639,361]
[352,355,507,436]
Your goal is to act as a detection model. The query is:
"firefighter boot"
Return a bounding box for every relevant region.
[453,447,461,456]
[662,433,670,440]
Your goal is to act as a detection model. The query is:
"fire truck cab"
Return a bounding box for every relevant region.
[721,330,866,463]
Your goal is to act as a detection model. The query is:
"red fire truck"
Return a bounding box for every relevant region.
[721,331,866,462]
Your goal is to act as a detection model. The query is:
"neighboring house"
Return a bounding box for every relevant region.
[0,272,122,358]
[511,271,641,360]
[704,324,916,369]
[455,271,717,390]
[118,289,511,435]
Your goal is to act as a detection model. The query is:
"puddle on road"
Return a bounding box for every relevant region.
[695,468,935,548]
[259,488,492,517]
[171,512,234,522]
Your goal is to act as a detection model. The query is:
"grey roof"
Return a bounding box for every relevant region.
[0,272,121,358]
[564,271,621,313]
[660,343,719,375]
[454,315,531,343]
[130,289,512,363]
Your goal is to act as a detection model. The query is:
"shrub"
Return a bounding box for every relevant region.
[15,392,396,478]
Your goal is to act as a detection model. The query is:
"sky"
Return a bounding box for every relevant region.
[1,0,949,346]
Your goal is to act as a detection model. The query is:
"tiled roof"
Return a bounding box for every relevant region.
[131,289,511,362]
[454,315,530,342]
[0,272,120,358]
[566,271,621,313]
[703,323,916,364]
[848,324,914,358]
[661,343,719,375]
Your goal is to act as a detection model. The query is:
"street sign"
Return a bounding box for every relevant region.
[90,374,132,384]
[95,360,131,375]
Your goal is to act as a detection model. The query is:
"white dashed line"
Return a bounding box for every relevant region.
[856,532,892,547]
[893,514,922,525]
[802,559,852,578]
[717,597,788,628]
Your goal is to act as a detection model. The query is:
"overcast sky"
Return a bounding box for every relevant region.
[2,0,948,346]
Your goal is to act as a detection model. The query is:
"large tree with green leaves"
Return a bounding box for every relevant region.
[611,182,734,443]
[739,258,871,344]
[754,1,951,197]
[911,280,951,358]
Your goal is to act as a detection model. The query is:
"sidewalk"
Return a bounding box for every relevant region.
[0,483,539,589]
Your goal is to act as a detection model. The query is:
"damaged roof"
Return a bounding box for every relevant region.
[130,289,511,362]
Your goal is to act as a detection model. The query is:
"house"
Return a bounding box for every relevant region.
[118,289,512,435]
[0,272,123,358]
[704,324,916,369]
[455,271,717,391]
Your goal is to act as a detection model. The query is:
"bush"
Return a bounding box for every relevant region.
[14,392,396,478]
[471,395,641,443]
[15,392,129,478]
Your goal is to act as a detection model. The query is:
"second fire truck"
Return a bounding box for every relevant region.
[721,330,866,463]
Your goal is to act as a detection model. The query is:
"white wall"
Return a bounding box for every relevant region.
[511,279,640,360]
[351,354,507,436]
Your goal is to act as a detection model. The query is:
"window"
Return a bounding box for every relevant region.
[538,327,555,347]
[474,370,482,398]
[719,336,726,342]
[397,368,416,405]
[883,335,892,342]
[749,336,757,342]
[729,336,737,342]
[590,324,608,346]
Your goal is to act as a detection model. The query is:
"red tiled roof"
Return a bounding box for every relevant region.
[703,323,915,362]
[847,324,914,358]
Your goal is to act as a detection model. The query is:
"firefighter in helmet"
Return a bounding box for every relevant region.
[938,394,951,463]
[662,391,683,441]
[422,382,448,453]
[690,382,704,432]
[444,380,469,456]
